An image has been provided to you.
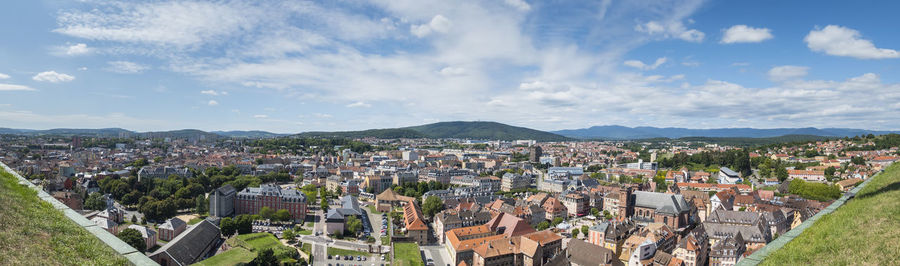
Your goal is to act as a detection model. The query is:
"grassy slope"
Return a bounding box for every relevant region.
[762,163,900,265]
[393,242,424,266]
[195,233,289,266]
[0,168,128,265]
[327,246,370,257]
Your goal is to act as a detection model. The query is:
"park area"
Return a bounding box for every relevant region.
[393,242,424,266]
[195,232,298,265]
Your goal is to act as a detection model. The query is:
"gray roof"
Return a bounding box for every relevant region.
[703,221,770,244]
[216,184,236,196]
[150,219,222,265]
[159,217,186,231]
[720,167,739,177]
[567,239,618,266]
[633,191,690,214]
[707,209,764,226]
[237,183,306,202]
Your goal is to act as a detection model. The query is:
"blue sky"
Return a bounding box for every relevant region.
[1,0,899,133]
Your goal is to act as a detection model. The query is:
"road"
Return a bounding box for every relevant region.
[421,244,452,266]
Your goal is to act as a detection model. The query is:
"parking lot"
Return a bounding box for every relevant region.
[321,253,388,266]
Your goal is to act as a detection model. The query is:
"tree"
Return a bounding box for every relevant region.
[282,229,296,242]
[604,210,613,220]
[551,217,563,226]
[776,167,789,182]
[571,229,580,238]
[320,197,329,212]
[131,215,137,224]
[825,166,836,181]
[536,221,550,231]
[346,216,363,237]
[274,209,291,222]
[591,208,600,217]
[118,228,147,252]
[153,156,164,163]
[195,195,208,215]
[581,225,589,237]
[851,156,866,165]
[220,217,236,236]
[85,192,106,211]
[235,215,254,234]
[259,207,275,220]
[250,248,277,266]
[422,196,445,218]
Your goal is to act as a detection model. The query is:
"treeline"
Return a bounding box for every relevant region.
[788,179,842,202]
[844,134,900,151]
[246,137,373,155]
[657,149,752,176]
[97,165,293,221]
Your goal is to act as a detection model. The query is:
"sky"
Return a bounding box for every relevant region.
[1,0,899,133]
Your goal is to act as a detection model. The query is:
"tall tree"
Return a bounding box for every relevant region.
[117,228,147,252]
[422,196,445,218]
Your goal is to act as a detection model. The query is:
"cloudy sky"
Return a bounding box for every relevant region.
[1,0,899,133]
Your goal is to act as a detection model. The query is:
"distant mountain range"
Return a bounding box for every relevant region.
[2,122,896,141]
[552,125,900,139]
[299,121,571,141]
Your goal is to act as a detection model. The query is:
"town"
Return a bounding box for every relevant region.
[2,132,897,266]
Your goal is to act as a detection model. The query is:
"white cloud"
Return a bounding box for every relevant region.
[504,0,531,11]
[0,73,9,79]
[207,100,219,106]
[636,20,704,42]
[253,114,268,119]
[410,15,452,38]
[805,25,899,59]
[32,71,75,83]
[721,25,773,44]
[201,90,227,96]
[77,67,88,71]
[439,66,466,76]
[346,101,372,108]
[66,43,91,55]
[106,61,149,74]
[623,57,668,70]
[0,84,36,91]
[768,65,809,81]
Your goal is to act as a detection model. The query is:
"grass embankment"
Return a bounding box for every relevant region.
[0,168,128,265]
[393,242,423,266]
[195,232,296,265]
[327,246,370,257]
[762,163,900,265]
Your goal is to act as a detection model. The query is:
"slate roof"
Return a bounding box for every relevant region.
[149,219,222,265]
[567,239,618,266]
[159,217,186,231]
[633,191,690,214]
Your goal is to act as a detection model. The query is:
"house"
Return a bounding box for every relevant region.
[158,217,187,241]
[672,224,708,266]
[127,224,158,249]
[325,195,363,235]
[567,239,621,266]
[375,188,415,212]
[704,209,772,250]
[91,217,118,234]
[708,232,745,266]
[836,178,863,191]
[562,192,589,217]
[471,230,563,266]
[52,191,83,210]
[149,219,223,266]
[717,167,741,185]
[435,210,492,243]
[543,197,568,220]
[501,173,532,192]
[402,198,430,245]
[445,212,537,266]
[787,170,826,182]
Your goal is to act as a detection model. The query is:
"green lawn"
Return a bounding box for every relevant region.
[327,247,370,257]
[196,233,296,265]
[0,168,128,265]
[297,229,313,235]
[762,163,900,265]
[393,242,423,266]
[188,217,204,225]
[367,204,383,214]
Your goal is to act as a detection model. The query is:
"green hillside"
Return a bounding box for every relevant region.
[761,163,900,265]
[298,121,569,141]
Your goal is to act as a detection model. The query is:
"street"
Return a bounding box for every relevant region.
[421,244,452,266]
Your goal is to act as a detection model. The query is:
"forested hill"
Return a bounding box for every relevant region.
[297,121,570,141]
